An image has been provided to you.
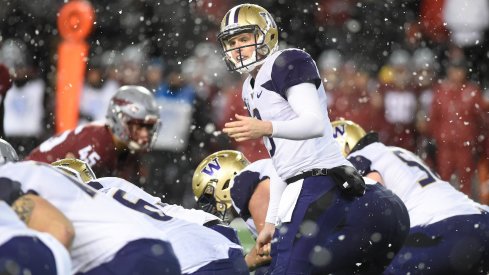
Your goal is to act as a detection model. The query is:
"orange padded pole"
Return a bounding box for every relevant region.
[56,0,94,133]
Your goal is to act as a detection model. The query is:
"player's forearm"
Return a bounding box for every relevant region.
[12,194,75,249]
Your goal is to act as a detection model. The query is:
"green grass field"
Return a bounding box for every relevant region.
[230,218,255,253]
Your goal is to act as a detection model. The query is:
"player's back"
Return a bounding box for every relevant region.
[0,201,72,275]
[91,176,243,274]
[0,161,170,273]
[348,143,481,227]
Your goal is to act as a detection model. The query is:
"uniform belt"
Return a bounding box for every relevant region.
[285,168,329,184]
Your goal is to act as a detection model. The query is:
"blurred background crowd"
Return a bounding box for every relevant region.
[1,0,489,207]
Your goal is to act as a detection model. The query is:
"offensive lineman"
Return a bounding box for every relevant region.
[0,139,181,275]
[52,158,249,275]
[193,150,410,275]
[332,120,489,274]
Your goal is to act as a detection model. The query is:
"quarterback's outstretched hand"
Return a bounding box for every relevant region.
[223,114,272,142]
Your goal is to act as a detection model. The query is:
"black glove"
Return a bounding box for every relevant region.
[329,165,366,197]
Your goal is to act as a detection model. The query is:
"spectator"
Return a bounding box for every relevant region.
[1,39,46,158]
[413,47,439,167]
[328,57,383,132]
[317,49,343,109]
[378,49,418,151]
[0,64,12,138]
[428,57,486,198]
[79,54,118,124]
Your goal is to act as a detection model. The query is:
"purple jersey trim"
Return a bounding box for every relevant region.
[0,177,23,205]
[230,170,267,220]
[261,49,321,99]
[347,155,373,176]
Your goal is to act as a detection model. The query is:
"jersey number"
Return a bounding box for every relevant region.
[112,189,172,221]
[392,150,437,187]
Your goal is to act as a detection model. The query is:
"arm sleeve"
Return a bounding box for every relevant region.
[265,171,287,224]
[271,82,325,139]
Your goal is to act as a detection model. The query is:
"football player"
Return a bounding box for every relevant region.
[192,150,280,273]
[0,201,72,275]
[217,4,408,274]
[193,150,411,275]
[0,139,181,275]
[0,140,71,275]
[52,158,249,275]
[26,85,160,181]
[332,120,489,274]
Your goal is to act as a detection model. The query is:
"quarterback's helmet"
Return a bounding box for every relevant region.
[192,150,250,223]
[0,138,19,166]
[51,158,97,183]
[106,85,160,151]
[331,120,367,157]
[217,4,279,74]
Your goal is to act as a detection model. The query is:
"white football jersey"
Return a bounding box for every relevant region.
[90,177,243,274]
[348,143,482,227]
[0,161,170,273]
[91,177,220,226]
[0,201,72,275]
[242,48,349,180]
[230,159,283,237]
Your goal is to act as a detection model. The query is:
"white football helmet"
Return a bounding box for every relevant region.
[106,85,160,151]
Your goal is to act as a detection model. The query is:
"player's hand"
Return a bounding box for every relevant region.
[223,114,272,142]
[329,165,366,197]
[0,64,12,97]
[256,222,275,256]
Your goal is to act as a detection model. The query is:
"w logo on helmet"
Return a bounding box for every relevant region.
[202,158,221,176]
[333,124,346,138]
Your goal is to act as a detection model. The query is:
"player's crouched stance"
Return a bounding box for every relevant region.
[53,158,248,275]
[0,140,180,275]
[193,150,411,274]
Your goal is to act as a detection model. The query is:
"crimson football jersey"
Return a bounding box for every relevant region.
[26,122,139,178]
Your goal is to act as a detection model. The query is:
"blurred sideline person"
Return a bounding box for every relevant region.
[0,140,72,275]
[0,64,13,138]
[52,158,249,275]
[332,120,489,274]
[26,85,160,185]
[1,39,46,158]
[219,4,407,274]
[0,139,181,275]
[193,151,410,275]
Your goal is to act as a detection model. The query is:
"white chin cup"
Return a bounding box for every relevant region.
[128,140,144,151]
